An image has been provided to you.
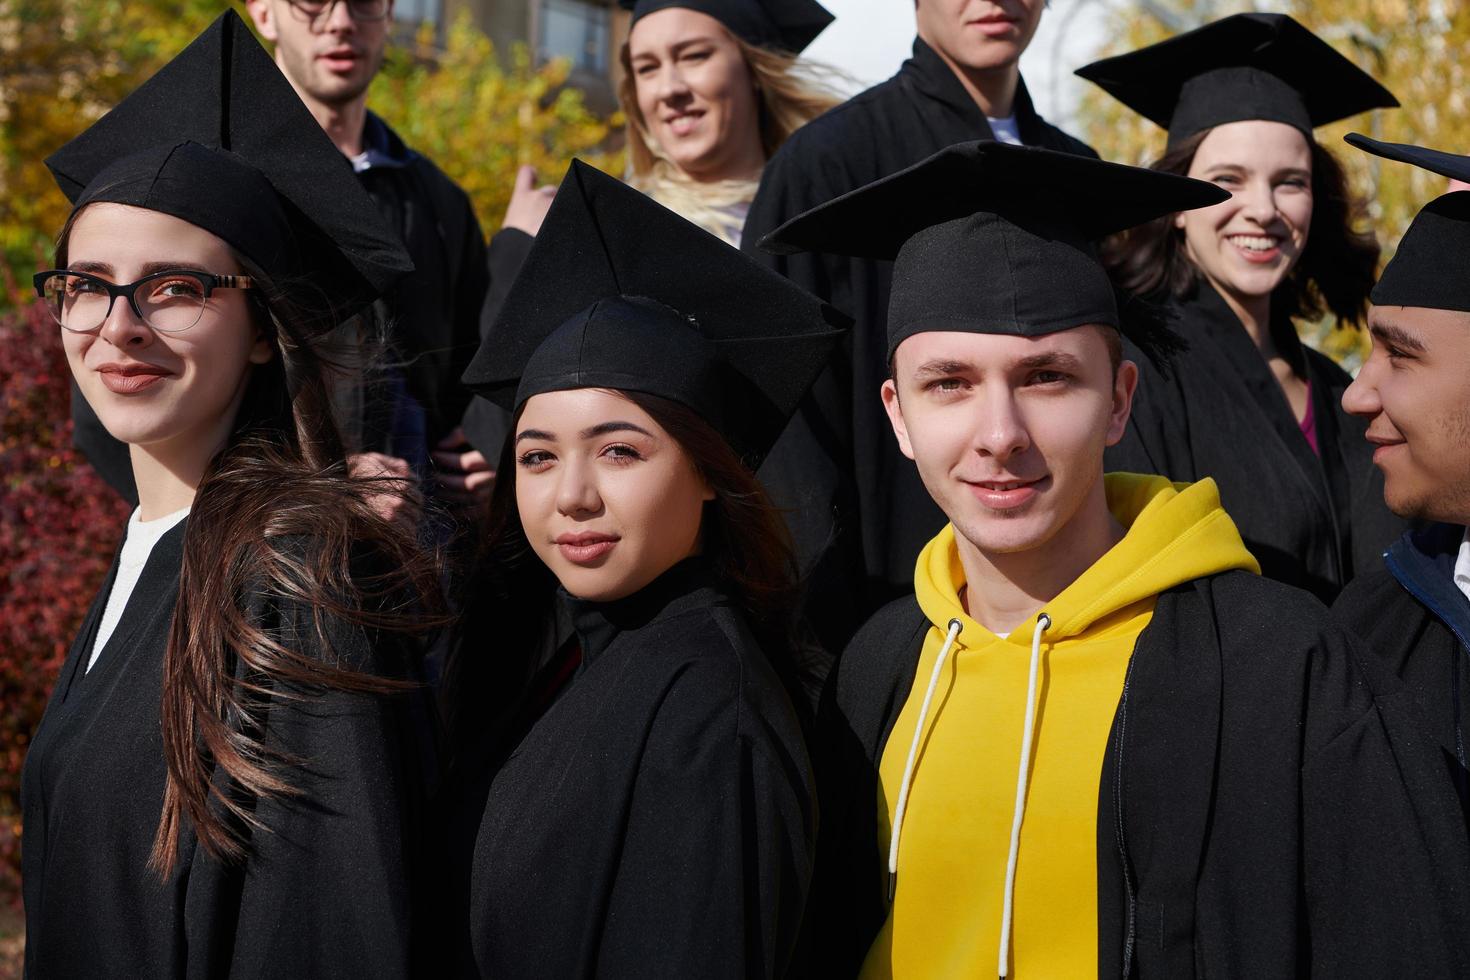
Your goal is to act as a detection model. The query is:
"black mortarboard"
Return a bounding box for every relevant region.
[619,0,833,54]
[1076,13,1398,149]
[44,11,411,328]
[462,160,847,467]
[1346,133,1470,313]
[758,140,1228,361]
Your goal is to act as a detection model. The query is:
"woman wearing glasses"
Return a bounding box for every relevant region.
[22,14,440,978]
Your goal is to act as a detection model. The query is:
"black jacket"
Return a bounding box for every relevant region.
[812,571,1459,977]
[22,523,434,978]
[74,113,493,501]
[1331,523,1470,964]
[740,38,1098,654]
[455,562,815,978]
[1108,282,1408,602]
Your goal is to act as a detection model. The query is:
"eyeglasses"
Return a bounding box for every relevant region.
[34,269,256,335]
[286,0,391,23]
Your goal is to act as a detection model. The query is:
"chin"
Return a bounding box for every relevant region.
[952,510,1055,556]
[953,40,1025,72]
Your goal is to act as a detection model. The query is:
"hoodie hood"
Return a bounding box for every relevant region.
[916,472,1259,643]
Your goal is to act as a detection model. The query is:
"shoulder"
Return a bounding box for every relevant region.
[827,595,927,718]
[762,78,907,179]
[1188,568,1330,645]
[1331,564,1415,636]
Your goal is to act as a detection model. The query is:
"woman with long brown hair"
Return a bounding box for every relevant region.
[22,14,441,977]
[1078,13,1409,601]
[443,161,846,977]
[617,0,842,245]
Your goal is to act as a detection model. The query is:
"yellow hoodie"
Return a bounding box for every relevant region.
[861,474,1258,979]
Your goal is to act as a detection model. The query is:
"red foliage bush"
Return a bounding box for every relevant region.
[0,299,130,902]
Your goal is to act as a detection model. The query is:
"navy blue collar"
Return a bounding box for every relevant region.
[1386,523,1470,650]
[354,111,414,172]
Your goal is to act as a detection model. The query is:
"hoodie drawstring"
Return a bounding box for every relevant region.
[887,617,963,902]
[998,612,1050,979]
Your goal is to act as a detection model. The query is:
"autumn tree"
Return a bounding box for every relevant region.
[1079,0,1470,367]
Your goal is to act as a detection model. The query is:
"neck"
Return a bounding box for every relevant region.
[1208,276,1274,353]
[922,34,1021,119]
[129,380,252,521]
[954,476,1124,635]
[679,144,765,186]
[277,55,369,157]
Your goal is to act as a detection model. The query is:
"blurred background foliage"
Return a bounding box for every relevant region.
[1081,0,1470,368]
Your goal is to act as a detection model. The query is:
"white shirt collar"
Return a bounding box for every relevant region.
[1454,527,1470,605]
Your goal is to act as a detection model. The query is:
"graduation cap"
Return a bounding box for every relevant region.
[1345,133,1470,313]
[44,10,411,328]
[619,0,833,54]
[758,140,1229,362]
[1076,13,1398,149]
[462,160,848,467]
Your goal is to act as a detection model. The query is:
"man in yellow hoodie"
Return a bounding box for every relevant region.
[761,141,1449,977]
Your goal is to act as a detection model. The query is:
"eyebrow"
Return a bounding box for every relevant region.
[514,420,656,444]
[66,260,216,278]
[1015,351,1085,372]
[912,358,975,379]
[631,35,718,59]
[1370,321,1427,353]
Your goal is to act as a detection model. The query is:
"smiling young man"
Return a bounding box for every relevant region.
[762,140,1453,977]
[740,0,1096,655]
[1329,134,1470,964]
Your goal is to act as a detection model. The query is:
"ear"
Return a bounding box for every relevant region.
[1104,359,1139,447]
[700,474,716,503]
[881,378,916,461]
[245,0,279,44]
[249,329,275,366]
[1172,209,1188,231]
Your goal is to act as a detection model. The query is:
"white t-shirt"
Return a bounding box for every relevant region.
[88,506,191,672]
[1454,528,1470,605]
[987,114,1022,146]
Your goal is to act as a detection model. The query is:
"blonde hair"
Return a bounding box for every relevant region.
[618,30,844,242]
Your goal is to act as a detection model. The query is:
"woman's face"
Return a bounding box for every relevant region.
[1176,120,1314,304]
[514,388,713,602]
[628,7,764,182]
[58,203,273,459]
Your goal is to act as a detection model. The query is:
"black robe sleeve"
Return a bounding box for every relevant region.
[594,658,815,978]
[184,586,430,979]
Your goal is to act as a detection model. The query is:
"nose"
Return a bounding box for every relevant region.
[96,294,154,351]
[1237,176,1278,226]
[971,386,1031,462]
[555,456,603,518]
[320,0,357,33]
[1341,354,1383,420]
[652,63,692,105]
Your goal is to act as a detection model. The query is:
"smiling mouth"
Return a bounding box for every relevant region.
[1227,234,1282,253]
[966,476,1048,510]
[97,366,169,394]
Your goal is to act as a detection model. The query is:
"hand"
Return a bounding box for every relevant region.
[501,165,556,236]
[432,427,495,510]
[348,452,419,526]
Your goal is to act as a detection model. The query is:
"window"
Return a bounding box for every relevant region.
[395,0,441,26]
[539,0,610,75]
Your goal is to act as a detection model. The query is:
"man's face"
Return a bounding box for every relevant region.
[914,0,1046,76]
[1343,305,1470,524]
[246,0,392,111]
[882,326,1135,557]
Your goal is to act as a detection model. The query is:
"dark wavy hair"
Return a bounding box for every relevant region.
[443,389,805,757]
[55,205,448,878]
[1102,128,1380,327]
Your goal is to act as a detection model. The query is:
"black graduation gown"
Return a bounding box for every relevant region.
[1330,524,1470,960]
[810,570,1461,977]
[73,112,494,503]
[1108,282,1408,602]
[22,522,433,979]
[740,39,1098,654]
[463,563,816,978]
